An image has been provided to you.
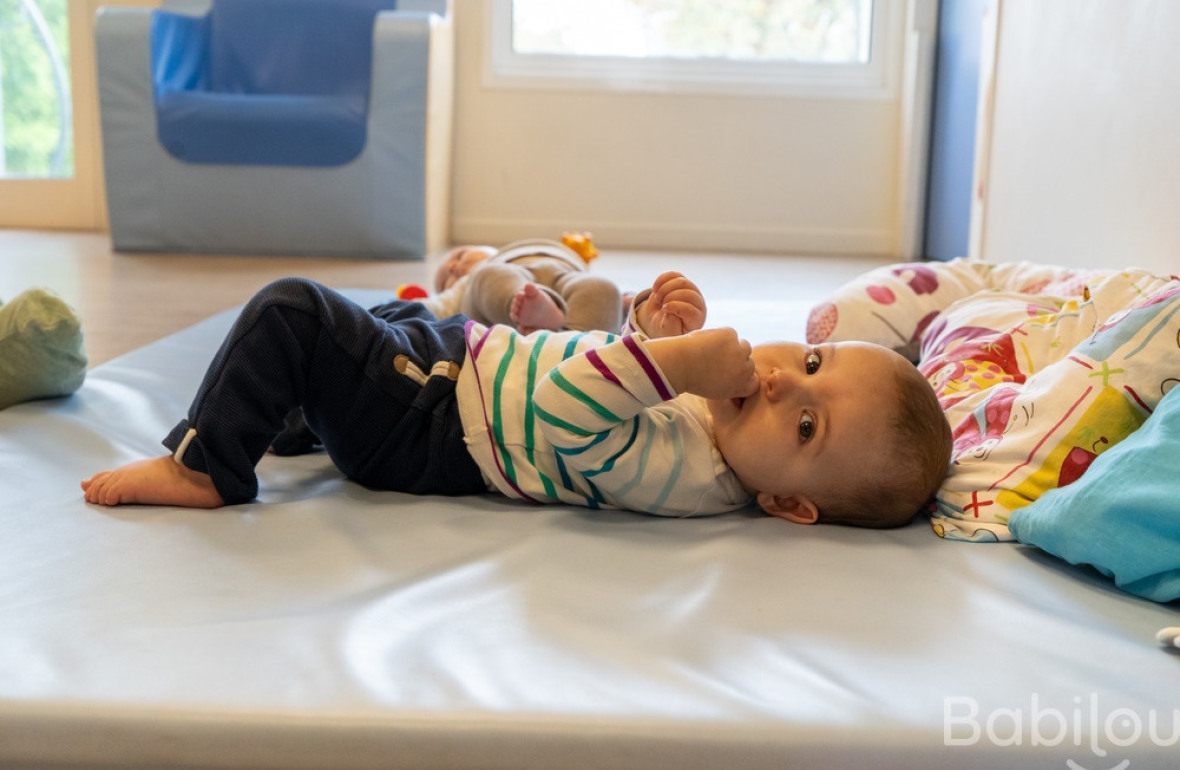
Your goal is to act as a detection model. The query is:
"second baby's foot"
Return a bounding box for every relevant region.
[510,283,565,334]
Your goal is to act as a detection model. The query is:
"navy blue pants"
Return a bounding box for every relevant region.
[163,278,485,504]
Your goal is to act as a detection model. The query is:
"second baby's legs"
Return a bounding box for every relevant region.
[461,262,566,333]
[552,272,623,333]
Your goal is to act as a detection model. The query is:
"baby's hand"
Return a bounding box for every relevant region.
[639,271,707,338]
[646,328,758,400]
[681,328,758,399]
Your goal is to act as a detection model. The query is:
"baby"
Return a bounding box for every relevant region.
[427,237,624,334]
[81,271,952,528]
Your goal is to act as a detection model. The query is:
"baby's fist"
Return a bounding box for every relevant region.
[640,271,707,338]
[679,328,758,400]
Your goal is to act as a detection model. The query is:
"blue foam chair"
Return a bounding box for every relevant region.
[96,0,453,259]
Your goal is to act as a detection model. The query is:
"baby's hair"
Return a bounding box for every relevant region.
[817,358,952,529]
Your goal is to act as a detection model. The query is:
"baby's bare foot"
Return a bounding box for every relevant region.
[81,456,225,508]
[510,283,565,334]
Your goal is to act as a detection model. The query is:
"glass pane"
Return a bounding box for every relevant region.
[512,0,873,64]
[0,0,72,179]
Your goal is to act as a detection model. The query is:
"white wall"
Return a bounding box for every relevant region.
[449,0,911,255]
[974,0,1180,274]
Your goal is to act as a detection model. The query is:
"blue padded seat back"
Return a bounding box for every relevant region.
[151,0,395,167]
[208,0,393,97]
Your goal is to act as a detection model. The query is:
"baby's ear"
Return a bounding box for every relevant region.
[757,493,819,525]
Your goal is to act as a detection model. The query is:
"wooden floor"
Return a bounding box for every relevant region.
[0,228,893,367]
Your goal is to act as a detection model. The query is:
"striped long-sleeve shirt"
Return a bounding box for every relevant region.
[455,321,751,517]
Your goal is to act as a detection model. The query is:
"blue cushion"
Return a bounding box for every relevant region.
[156,91,367,166]
[151,0,394,167]
[1008,386,1180,602]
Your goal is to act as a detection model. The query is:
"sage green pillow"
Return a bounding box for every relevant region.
[0,288,87,410]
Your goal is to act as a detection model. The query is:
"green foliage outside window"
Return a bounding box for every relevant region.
[623,0,867,62]
[0,0,71,178]
[512,0,868,64]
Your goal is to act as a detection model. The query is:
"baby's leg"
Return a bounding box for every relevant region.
[82,279,426,507]
[509,283,566,334]
[461,262,554,327]
[555,273,624,333]
[269,407,321,456]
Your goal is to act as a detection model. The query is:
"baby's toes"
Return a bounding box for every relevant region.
[82,473,106,502]
[509,292,525,321]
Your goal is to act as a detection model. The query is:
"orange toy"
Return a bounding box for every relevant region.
[561,231,598,264]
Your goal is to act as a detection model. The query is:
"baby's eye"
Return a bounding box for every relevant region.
[798,412,816,442]
[805,349,822,375]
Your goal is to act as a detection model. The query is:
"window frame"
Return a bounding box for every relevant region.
[485,0,901,99]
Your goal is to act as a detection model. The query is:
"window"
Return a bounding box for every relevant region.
[0,0,72,179]
[0,0,105,229]
[488,0,895,97]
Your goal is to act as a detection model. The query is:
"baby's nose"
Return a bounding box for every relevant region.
[764,367,787,402]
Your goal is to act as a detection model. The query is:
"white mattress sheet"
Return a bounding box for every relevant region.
[2,291,1178,770]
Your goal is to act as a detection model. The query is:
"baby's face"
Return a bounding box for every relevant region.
[434,246,495,291]
[707,340,904,521]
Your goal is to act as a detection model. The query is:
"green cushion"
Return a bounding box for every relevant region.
[0,289,87,410]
